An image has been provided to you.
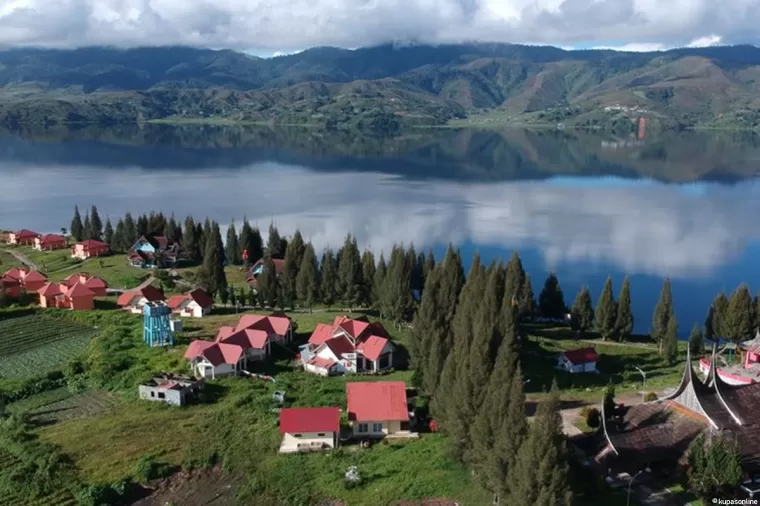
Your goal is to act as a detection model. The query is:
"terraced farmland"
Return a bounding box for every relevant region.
[26,390,119,424]
[0,315,97,378]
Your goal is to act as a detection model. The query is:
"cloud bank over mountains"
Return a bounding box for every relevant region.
[1,162,759,279]
[0,0,754,51]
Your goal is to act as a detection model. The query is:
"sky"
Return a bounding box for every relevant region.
[0,0,754,53]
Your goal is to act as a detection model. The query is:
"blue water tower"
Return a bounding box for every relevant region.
[143,302,174,347]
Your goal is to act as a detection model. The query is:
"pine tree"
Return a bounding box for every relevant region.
[538,273,566,319]
[519,273,535,316]
[281,231,305,310]
[198,222,227,296]
[103,218,114,247]
[239,218,252,266]
[296,243,319,311]
[381,245,412,326]
[337,234,363,310]
[112,218,126,251]
[726,284,754,342]
[663,312,679,364]
[687,433,743,502]
[267,223,283,258]
[372,254,387,311]
[615,275,634,341]
[361,250,376,307]
[88,206,103,240]
[507,382,572,506]
[201,218,212,255]
[82,211,92,242]
[504,252,527,307]
[652,278,674,353]
[320,249,338,307]
[71,206,84,242]
[421,249,435,293]
[164,215,180,244]
[689,323,704,356]
[240,220,263,266]
[706,292,729,340]
[258,257,279,308]
[595,276,617,340]
[571,287,594,335]
[124,212,137,246]
[183,216,201,264]
[137,214,149,237]
[225,220,241,265]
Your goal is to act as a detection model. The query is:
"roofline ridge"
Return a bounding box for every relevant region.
[710,342,744,426]
[599,395,619,456]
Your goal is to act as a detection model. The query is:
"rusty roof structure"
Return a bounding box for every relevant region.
[595,343,760,476]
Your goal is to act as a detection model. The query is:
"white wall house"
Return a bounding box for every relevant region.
[168,289,214,318]
[138,374,204,406]
[346,381,412,439]
[279,407,341,454]
[556,348,600,374]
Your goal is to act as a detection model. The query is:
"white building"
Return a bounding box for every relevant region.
[556,347,600,374]
[138,374,204,406]
[279,407,341,454]
[167,289,214,318]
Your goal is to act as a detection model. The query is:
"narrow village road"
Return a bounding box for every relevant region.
[3,248,39,270]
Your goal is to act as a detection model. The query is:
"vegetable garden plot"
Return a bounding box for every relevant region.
[0,315,97,379]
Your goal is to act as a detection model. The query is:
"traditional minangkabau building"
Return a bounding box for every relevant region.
[592,344,760,497]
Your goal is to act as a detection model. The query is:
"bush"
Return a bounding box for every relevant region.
[585,407,601,428]
[644,392,658,402]
[132,456,172,483]
[76,481,126,506]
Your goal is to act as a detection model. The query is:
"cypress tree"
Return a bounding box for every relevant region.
[726,284,754,342]
[89,206,103,240]
[267,223,283,258]
[112,218,126,251]
[240,221,263,266]
[538,273,566,319]
[71,206,84,242]
[421,249,435,292]
[519,273,535,316]
[507,382,573,506]
[258,256,279,308]
[411,263,443,387]
[706,292,729,340]
[281,231,305,310]
[195,223,204,259]
[164,214,180,244]
[406,245,419,292]
[652,278,674,354]
[320,249,338,308]
[201,218,212,255]
[504,252,526,305]
[595,276,617,340]
[124,212,137,246]
[296,243,319,311]
[689,323,704,356]
[198,222,227,296]
[225,220,241,265]
[183,216,201,264]
[239,218,252,266]
[137,214,149,237]
[103,218,114,247]
[337,234,363,310]
[571,286,594,336]
[228,286,237,307]
[82,212,92,242]
[148,212,166,235]
[372,254,387,311]
[361,250,376,307]
[705,304,716,342]
[615,275,634,341]
[663,312,679,364]
[421,246,465,396]
[382,245,413,326]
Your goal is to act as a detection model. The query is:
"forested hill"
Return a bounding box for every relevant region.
[3,43,760,130]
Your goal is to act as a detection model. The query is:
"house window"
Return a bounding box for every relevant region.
[358,423,368,433]
[158,392,166,399]
[317,433,326,437]
[150,391,155,398]
[294,434,302,438]
[372,423,383,432]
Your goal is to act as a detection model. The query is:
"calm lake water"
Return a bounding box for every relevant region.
[1,124,760,336]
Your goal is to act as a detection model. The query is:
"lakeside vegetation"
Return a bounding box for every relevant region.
[2,208,758,504]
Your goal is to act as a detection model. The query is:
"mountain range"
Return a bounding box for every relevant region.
[2,44,760,130]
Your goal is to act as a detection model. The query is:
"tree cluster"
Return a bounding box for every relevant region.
[706,284,760,342]
[569,276,634,341]
[413,252,572,505]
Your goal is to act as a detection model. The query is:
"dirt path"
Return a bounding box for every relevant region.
[3,248,39,270]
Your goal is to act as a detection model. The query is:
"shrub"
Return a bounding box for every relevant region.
[76,481,126,506]
[644,392,658,402]
[585,407,601,428]
[132,456,172,483]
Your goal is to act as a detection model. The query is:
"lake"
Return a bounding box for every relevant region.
[1,124,760,336]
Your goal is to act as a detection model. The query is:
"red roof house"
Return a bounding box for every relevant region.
[36,281,95,310]
[34,234,66,251]
[278,407,341,453]
[8,229,40,245]
[3,267,29,281]
[301,316,395,376]
[37,282,63,307]
[117,285,165,313]
[0,276,22,298]
[166,289,214,318]
[63,273,108,296]
[234,312,294,343]
[346,381,410,438]
[21,270,48,292]
[71,239,110,259]
[557,347,600,374]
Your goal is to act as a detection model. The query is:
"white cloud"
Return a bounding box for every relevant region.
[0,162,759,279]
[0,0,757,50]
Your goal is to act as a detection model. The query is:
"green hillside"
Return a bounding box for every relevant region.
[3,43,760,130]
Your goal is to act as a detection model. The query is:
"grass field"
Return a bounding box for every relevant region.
[0,448,78,506]
[0,314,97,379]
[11,389,120,424]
